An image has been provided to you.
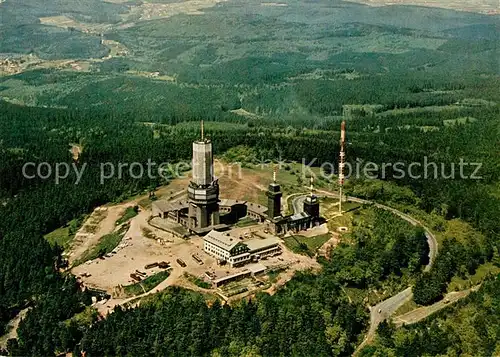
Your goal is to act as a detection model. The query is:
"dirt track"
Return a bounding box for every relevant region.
[68,205,126,265]
[0,308,29,349]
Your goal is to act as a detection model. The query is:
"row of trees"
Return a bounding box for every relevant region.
[413,237,492,305]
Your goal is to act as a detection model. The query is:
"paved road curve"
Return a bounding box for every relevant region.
[291,194,306,214]
[291,190,439,354]
[355,288,413,353]
[314,190,438,271]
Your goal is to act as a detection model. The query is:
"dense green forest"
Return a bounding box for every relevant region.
[0,82,498,354]
[326,209,429,289]
[1,64,499,357]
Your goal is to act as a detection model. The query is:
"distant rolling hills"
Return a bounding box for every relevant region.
[0,0,498,113]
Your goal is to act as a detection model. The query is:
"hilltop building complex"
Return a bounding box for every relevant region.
[151,122,323,266]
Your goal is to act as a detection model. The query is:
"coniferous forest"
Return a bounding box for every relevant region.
[0,78,499,355]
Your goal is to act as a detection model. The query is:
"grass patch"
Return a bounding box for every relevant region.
[448,262,500,292]
[283,236,309,256]
[394,299,419,316]
[64,306,99,327]
[304,234,332,251]
[283,233,331,257]
[74,224,129,266]
[219,278,255,297]
[45,226,72,249]
[234,217,259,228]
[340,201,362,213]
[267,267,286,283]
[44,215,86,249]
[343,287,367,304]
[326,205,375,241]
[123,270,171,297]
[440,218,486,245]
[319,196,337,205]
[325,210,351,229]
[115,206,139,226]
[184,273,211,289]
[366,289,393,306]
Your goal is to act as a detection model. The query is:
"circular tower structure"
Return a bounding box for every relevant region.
[187,132,220,230]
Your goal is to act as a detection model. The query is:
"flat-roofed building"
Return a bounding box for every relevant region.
[246,263,267,276]
[245,237,281,259]
[203,230,281,267]
[152,200,189,222]
[213,270,252,287]
[246,202,268,222]
[152,200,174,219]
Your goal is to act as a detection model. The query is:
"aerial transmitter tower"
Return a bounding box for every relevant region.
[188,121,220,230]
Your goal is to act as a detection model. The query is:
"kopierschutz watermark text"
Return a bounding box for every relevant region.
[21,156,483,185]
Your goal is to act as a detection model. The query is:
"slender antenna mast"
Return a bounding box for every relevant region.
[310,176,314,196]
[201,120,204,141]
[273,165,278,183]
[339,121,346,213]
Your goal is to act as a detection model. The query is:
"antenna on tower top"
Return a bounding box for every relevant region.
[310,176,314,195]
[273,165,278,183]
[201,120,204,141]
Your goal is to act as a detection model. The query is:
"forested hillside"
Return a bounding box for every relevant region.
[0,84,498,354]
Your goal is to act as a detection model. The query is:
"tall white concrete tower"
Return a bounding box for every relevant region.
[192,142,214,186]
[187,121,220,231]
